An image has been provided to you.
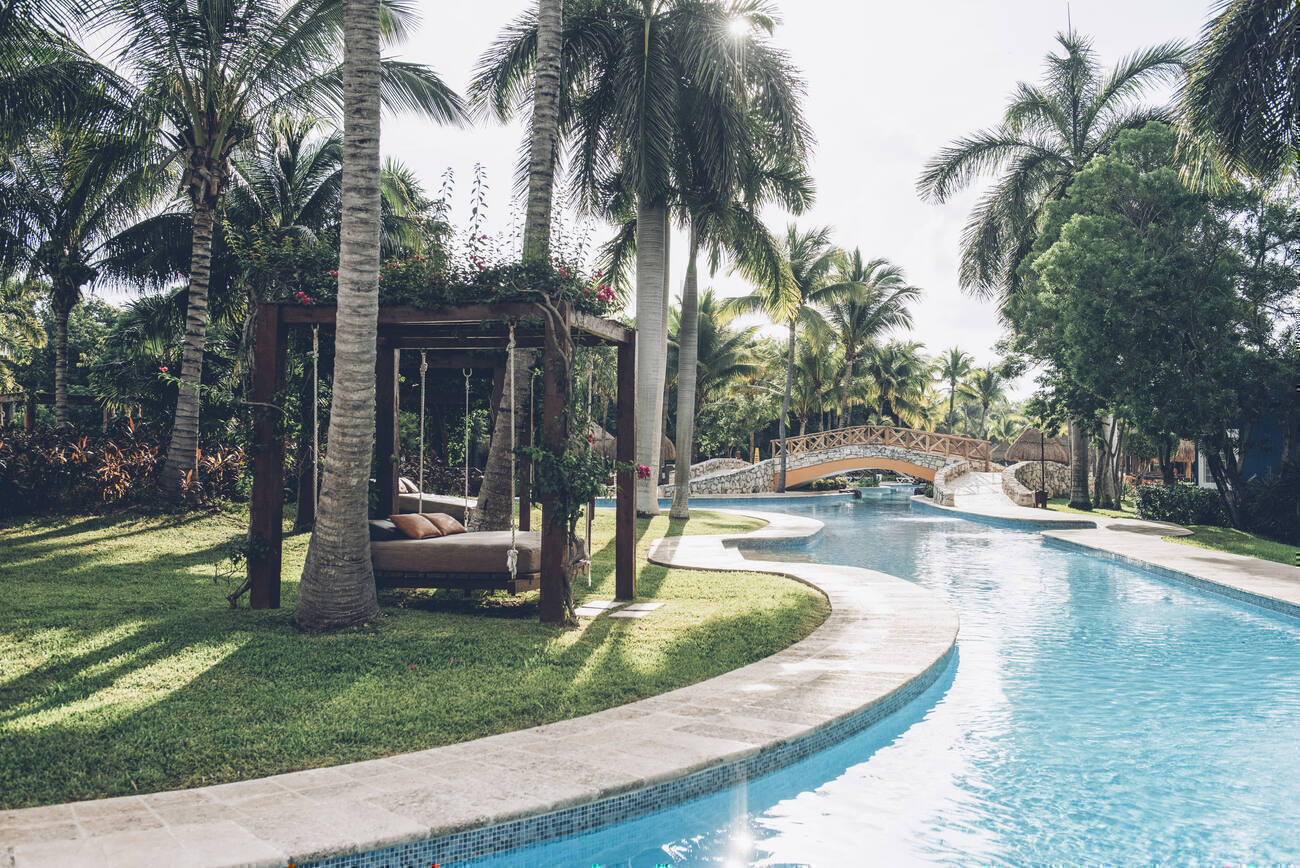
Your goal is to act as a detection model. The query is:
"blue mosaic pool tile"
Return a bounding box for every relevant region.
[302,647,957,867]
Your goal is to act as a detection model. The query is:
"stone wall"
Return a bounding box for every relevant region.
[663,443,965,496]
[932,461,971,507]
[681,457,751,481]
[1002,460,1072,505]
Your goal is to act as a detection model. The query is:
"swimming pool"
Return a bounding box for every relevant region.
[475,496,1300,865]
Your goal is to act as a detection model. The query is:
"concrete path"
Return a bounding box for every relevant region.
[932,473,1300,614]
[0,511,957,868]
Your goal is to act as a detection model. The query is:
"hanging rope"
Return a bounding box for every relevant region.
[311,325,319,512]
[585,354,594,586]
[463,367,472,518]
[506,323,519,579]
[418,350,428,513]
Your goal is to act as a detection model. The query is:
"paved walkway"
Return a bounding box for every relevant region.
[932,472,1300,614]
[0,511,957,868]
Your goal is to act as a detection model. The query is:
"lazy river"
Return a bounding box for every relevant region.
[475,493,1300,866]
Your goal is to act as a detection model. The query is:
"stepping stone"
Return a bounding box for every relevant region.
[578,600,622,610]
[607,609,650,618]
[621,602,663,612]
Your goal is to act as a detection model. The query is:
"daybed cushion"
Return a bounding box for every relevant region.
[372,531,543,575]
[396,493,471,523]
[422,513,467,535]
[368,519,401,541]
[398,476,420,494]
[388,513,441,540]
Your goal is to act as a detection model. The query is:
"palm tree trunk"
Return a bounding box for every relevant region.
[474,0,561,530]
[521,0,562,264]
[777,318,795,492]
[634,198,668,515]
[839,349,854,431]
[293,0,383,631]
[669,229,700,519]
[160,199,216,496]
[52,290,73,428]
[1067,417,1092,510]
[947,382,956,433]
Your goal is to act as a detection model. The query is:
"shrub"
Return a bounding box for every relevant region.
[1135,482,1229,526]
[1241,462,1300,545]
[0,423,248,518]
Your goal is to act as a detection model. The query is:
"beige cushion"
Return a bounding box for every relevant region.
[396,493,471,523]
[372,531,542,574]
[422,513,467,535]
[388,513,440,540]
[398,476,419,494]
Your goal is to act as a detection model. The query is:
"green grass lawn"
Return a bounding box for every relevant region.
[1045,496,1136,520]
[1163,525,1300,566]
[0,506,827,809]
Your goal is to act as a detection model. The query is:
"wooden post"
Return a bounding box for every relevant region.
[23,396,34,433]
[374,342,399,517]
[539,305,571,623]
[615,336,636,600]
[249,303,288,609]
[519,370,533,531]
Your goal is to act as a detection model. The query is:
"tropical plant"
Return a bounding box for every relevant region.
[473,0,809,513]
[825,250,919,428]
[966,365,1009,439]
[726,224,851,490]
[935,346,975,433]
[858,340,933,428]
[0,280,45,393]
[85,0,468,497]
[917,29,1184,505]
[1182,0,1300,180]
[668,289,761,414]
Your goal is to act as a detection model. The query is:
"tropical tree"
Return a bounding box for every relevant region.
[0,121,168,425]
[87,0,467,497]
[935,346,975,433]
[0,280,45,394]
[966,364,1009,439]
[859,339,932,427]
[825,249,919,428]
[1182,0,1300,180]
[917,29,1184,507]
[667,289,761,415]
[727,224,849,491]
[473,0,809,514]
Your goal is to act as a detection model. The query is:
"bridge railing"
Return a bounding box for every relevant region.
[770,425,992,464]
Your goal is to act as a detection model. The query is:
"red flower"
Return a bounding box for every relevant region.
[329,270,338,277]
[636,464,651,479]
[587,434,594,444]
[158,366,169,373]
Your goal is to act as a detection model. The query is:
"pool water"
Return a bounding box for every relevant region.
[476,497,1300,866]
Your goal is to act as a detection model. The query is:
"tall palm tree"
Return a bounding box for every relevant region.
[825,249,919,428]
[966,365,1008,439]
[1182,0,1300,180]
[88,0,467,497]
[0,123,169,426]
[726,224,848,491]
[473,0,809,513]
[935,346,975,433]
[293,0,387,632]
[917,29,1183,507]
[859,340,931,427]
[667,289,761,417]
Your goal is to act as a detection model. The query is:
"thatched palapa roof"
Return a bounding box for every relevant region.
[587,423,674,463]
[1005,427,1071,464]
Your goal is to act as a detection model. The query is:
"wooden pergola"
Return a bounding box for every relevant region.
[247,300,637,621]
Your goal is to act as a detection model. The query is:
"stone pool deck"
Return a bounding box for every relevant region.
[925,471,1300,615]
[0,510,958,868]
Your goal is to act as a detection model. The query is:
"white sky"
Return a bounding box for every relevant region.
[385,0,1215,397]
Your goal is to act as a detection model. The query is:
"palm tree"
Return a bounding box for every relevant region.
[825,250,919,428]
[1182,0,1300,180]
[88,0,467,497]
[726,224,848,491]
[668,289,761,414]
[966,365,1008,439]
[859,340,931,427]
[293,0,387,632]
[0,280,45,396]
[789,328,839,435]
[0,123,169,426]
[473,0,809,513]
[917,29,1183,508]
[935,346,975,433]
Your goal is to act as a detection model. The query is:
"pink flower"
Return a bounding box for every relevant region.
[636,464,651,480]
[329,270,338,277]
[158,366,169,373]
[408,664,416,670]
[587,434,594,444]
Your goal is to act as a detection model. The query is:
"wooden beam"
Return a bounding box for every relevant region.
[538,302,571,624]
[249,303,288,609]
[374,342,400,518]
[615,336,636,600]
[573,310,634,345]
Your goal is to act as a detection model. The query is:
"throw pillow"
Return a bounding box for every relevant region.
[389,513,441,540]
[422,513,467,536]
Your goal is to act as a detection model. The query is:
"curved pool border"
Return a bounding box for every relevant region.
[0,509,959,868]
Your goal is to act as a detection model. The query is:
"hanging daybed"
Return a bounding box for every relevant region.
[245,300,637,623]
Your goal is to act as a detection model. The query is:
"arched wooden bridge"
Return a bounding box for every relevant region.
[670,426,993,495]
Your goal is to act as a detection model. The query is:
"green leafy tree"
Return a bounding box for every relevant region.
[859,339,932,428]
[935,346,975,433]
[0,280,45,395]
[966,365,1009,439]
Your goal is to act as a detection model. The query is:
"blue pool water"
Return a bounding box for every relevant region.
[479,496,1300,866]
